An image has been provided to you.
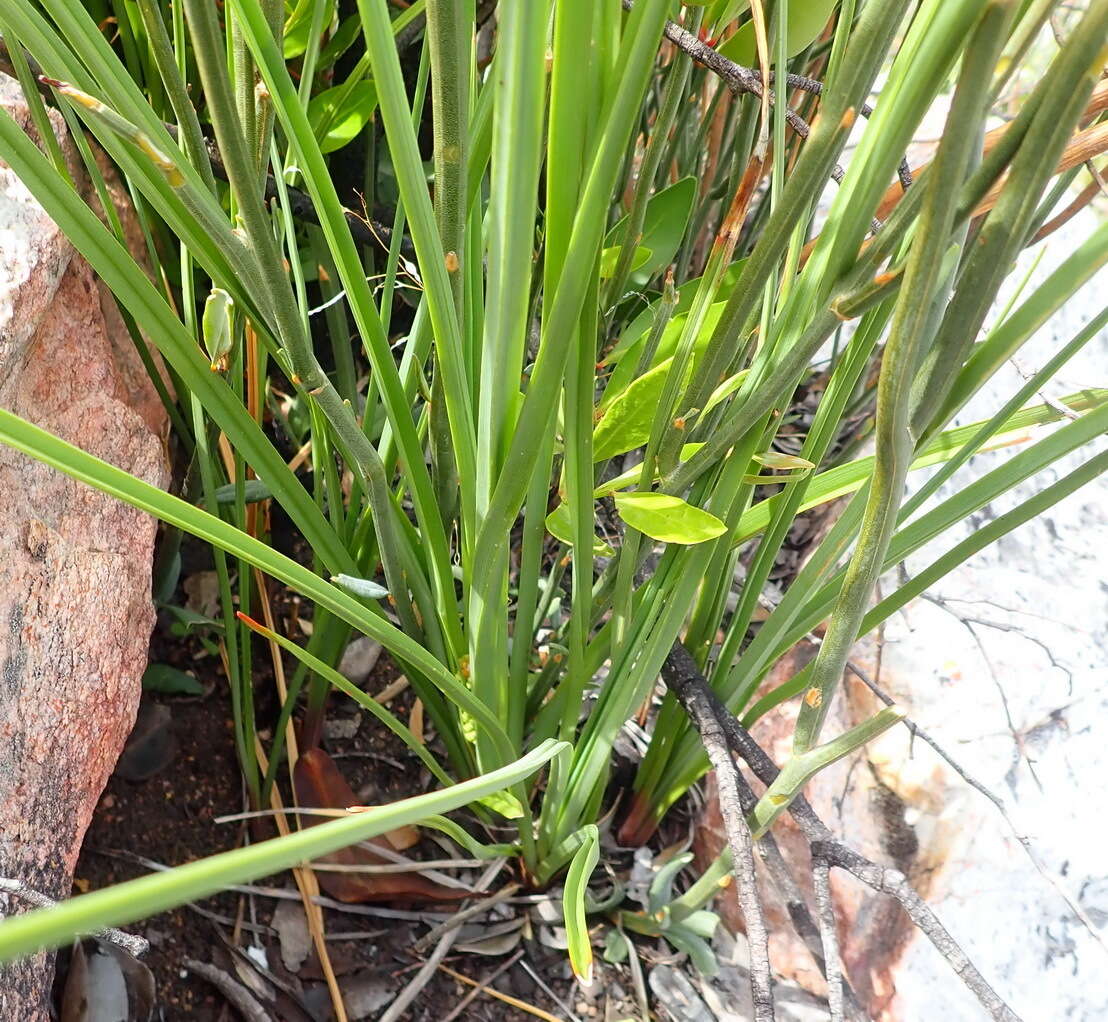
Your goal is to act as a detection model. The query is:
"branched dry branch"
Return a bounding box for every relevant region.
[624,0,913,216]
[664,646,871,1022]
[661,642,1023,1022]
[811,860,843,1022]
[0,877,149,959]
[663,648,776,1022]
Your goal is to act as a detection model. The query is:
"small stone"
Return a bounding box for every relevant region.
[323,715,361,742]
[338,636,382,685]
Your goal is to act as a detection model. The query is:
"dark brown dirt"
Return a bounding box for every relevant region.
[67,590,573,1021]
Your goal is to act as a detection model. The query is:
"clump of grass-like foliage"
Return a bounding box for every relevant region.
[0,0,1106,1008]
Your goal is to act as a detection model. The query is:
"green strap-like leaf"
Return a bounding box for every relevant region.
[0,740,566,962]
[563,825,600,984]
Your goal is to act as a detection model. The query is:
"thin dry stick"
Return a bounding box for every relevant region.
[811,842,1020,1022]
[183,958,272,1022]
[381,858,509,1022]
[750,829,869,1022]
[438,962,566,1022]
[516,957,583,1022]
[380,928,460,1022]
[441,949,525,1022]
[0,878,149,958]
[871,79,1108,223]
[1009,358,1079,421]
[251,572,353,1022]
[811,860,844,1022]
[1031,176,1104,244]
[252,737,349,1022]
[86,847,454,921]
[413,881,521,953]
[1085,159,1108,197]
[626,0,912,211]
[667,642,1023,1022]
[662,648,775,1022]
[666,649,868,1022]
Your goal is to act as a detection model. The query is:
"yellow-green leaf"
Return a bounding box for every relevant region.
[753,451,815,471]
[702,368,750,417]
[614,492,726,544]
[284,0,334,58]
[718,0,837,66]
[563,826,600,984]
[308,80,378,153]
[201,288,234,372]
[546,503,615,557]
[478,789,525,820]
[599,244,652,278]
[594,357,677,462]
[593,443,706,498]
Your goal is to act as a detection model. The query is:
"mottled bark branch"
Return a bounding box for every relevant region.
[663,641,1022,1022]
[662,646,775,1022]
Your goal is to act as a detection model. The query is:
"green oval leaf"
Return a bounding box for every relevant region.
[602,258,746,369]
[594,443,706,498]
[614,492,726,544]
[283,0,335,59]
[605,177,697,286]
[594,356,681,462]
[599,244,652,279]
[545,503,615,557]
[718,1,837,66]
[601,299,727,405]
[308,79,378,153]
[142,663,204,696]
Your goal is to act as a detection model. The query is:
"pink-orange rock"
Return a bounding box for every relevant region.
[693,637,943,1018]
[0,74,169,1018]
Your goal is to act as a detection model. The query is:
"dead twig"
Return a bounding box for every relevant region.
[412,881,521,954]
[811,860,844,1022]
[846,658,1108,957]
[183,958,273,1022]
[625,0,911,230]
[516,956,583,1022]
[1030,175,1104,244]
[659,640,868,1018]
[0,877,149,958]
[662,647,775,1022]
[380,859,511,1021]
[440,961,567,1022]
[663,642,1023,1022]
[441,949,525,1022]
[380,928,460,1022]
